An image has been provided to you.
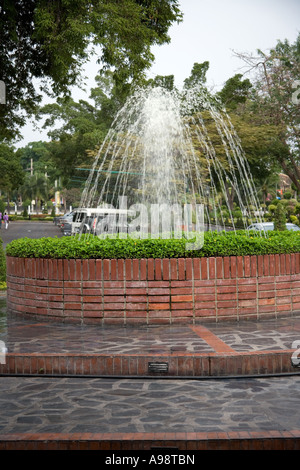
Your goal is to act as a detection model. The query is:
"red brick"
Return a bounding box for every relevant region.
[140,259,147,280]
[95,259,102,279]
[216,257,223,278]
[148,281,169,288]
[125,303,146,310]
[194,308,216,317]
[243,256,250,277]
[208,258,215,279]
[217,285,236,294]
[153,296,171,305]
[107,259,116,280]
[170,259,177,280]
[194,294,215,302]
[72,260,79,281]
[155,259,162,280]
[280,254,286,274]
[148,259,154,280]
[171,295,193,302]
[125,288,147,295]
[223,257,230,278]
[193,258,200,280]
[171,302,193,309]
[170,287,192,295]
[132,259,140,280]
[103,259,111,280]
[64,302,82,310]
[237,256,244,277]
[230,257,237,278]
[186,258,192,279]
[201,258,208,280]
[148,303,170,310]
[178,259,185,280]
[117,259,124,280]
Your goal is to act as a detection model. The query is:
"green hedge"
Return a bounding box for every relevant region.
[5,230,300,259]
[0,237,6,281]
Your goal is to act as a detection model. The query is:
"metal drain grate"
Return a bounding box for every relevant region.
[148,362,169,373]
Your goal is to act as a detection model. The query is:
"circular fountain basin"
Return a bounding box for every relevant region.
[6,253,300,325]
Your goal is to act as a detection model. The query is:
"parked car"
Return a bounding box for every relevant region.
[247,222,300,231]
[60,212,75,233]
[61,222,72,236]
[71,207,134,235]
[81,214,129,236]
[53,211,74,228]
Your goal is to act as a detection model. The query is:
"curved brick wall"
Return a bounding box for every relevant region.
[6,254,300,325]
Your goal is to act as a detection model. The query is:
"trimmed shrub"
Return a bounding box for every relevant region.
[274,202,287,231]
[0,237,6,282]
[290,215,299,225]
[5,230,300,260]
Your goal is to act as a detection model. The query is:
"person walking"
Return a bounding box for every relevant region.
[0,212,2,229]
[3,212,8,229]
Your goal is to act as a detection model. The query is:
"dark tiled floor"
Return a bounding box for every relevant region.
[1,295,300,356]
[0,375,299,435]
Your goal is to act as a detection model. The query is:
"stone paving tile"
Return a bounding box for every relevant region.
[0,375,299,434]
[1,296,300,356]
[209,316,300,352]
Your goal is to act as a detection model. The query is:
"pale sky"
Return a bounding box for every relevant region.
[18,0,300,147]
[148,0,300,90]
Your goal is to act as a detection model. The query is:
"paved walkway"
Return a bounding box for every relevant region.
[2,291,300,356]
[1,294,300,376]
[0,375,299,447]
[0,293,300,449]
[1,222,299,449]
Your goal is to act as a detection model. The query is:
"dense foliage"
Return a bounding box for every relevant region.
[6,230,300,259]
[0,0,182,140]
[0,238,6,282]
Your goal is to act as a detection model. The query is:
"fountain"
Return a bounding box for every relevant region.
[6,84,300,326]
[78,85,262,238]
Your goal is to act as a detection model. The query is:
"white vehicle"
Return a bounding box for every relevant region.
[247,222,300,232]
[71,207,134,235]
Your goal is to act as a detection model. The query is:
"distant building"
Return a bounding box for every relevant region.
[278,173,293,197]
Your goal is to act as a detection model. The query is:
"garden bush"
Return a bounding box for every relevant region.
[274,202,287,231]
[5,230,300,260]
[0,237,6,282]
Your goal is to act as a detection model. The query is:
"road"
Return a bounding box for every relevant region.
[0,220,63,249]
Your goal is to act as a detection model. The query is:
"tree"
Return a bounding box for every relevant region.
[147,74,175,91]
[183,61,210,89]
[0,0,183,140]
[0,143,24,210]
[16,141,59,182]
[274,202,287,231]
[20,172,49,213]
[217,74,252,111]
[234,34,300,191]
[37,70,146,182]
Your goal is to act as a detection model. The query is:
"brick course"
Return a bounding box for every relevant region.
[6,254,300,325]
[0,430,299,450]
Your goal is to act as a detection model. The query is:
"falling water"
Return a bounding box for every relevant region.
[79,85,262,235]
